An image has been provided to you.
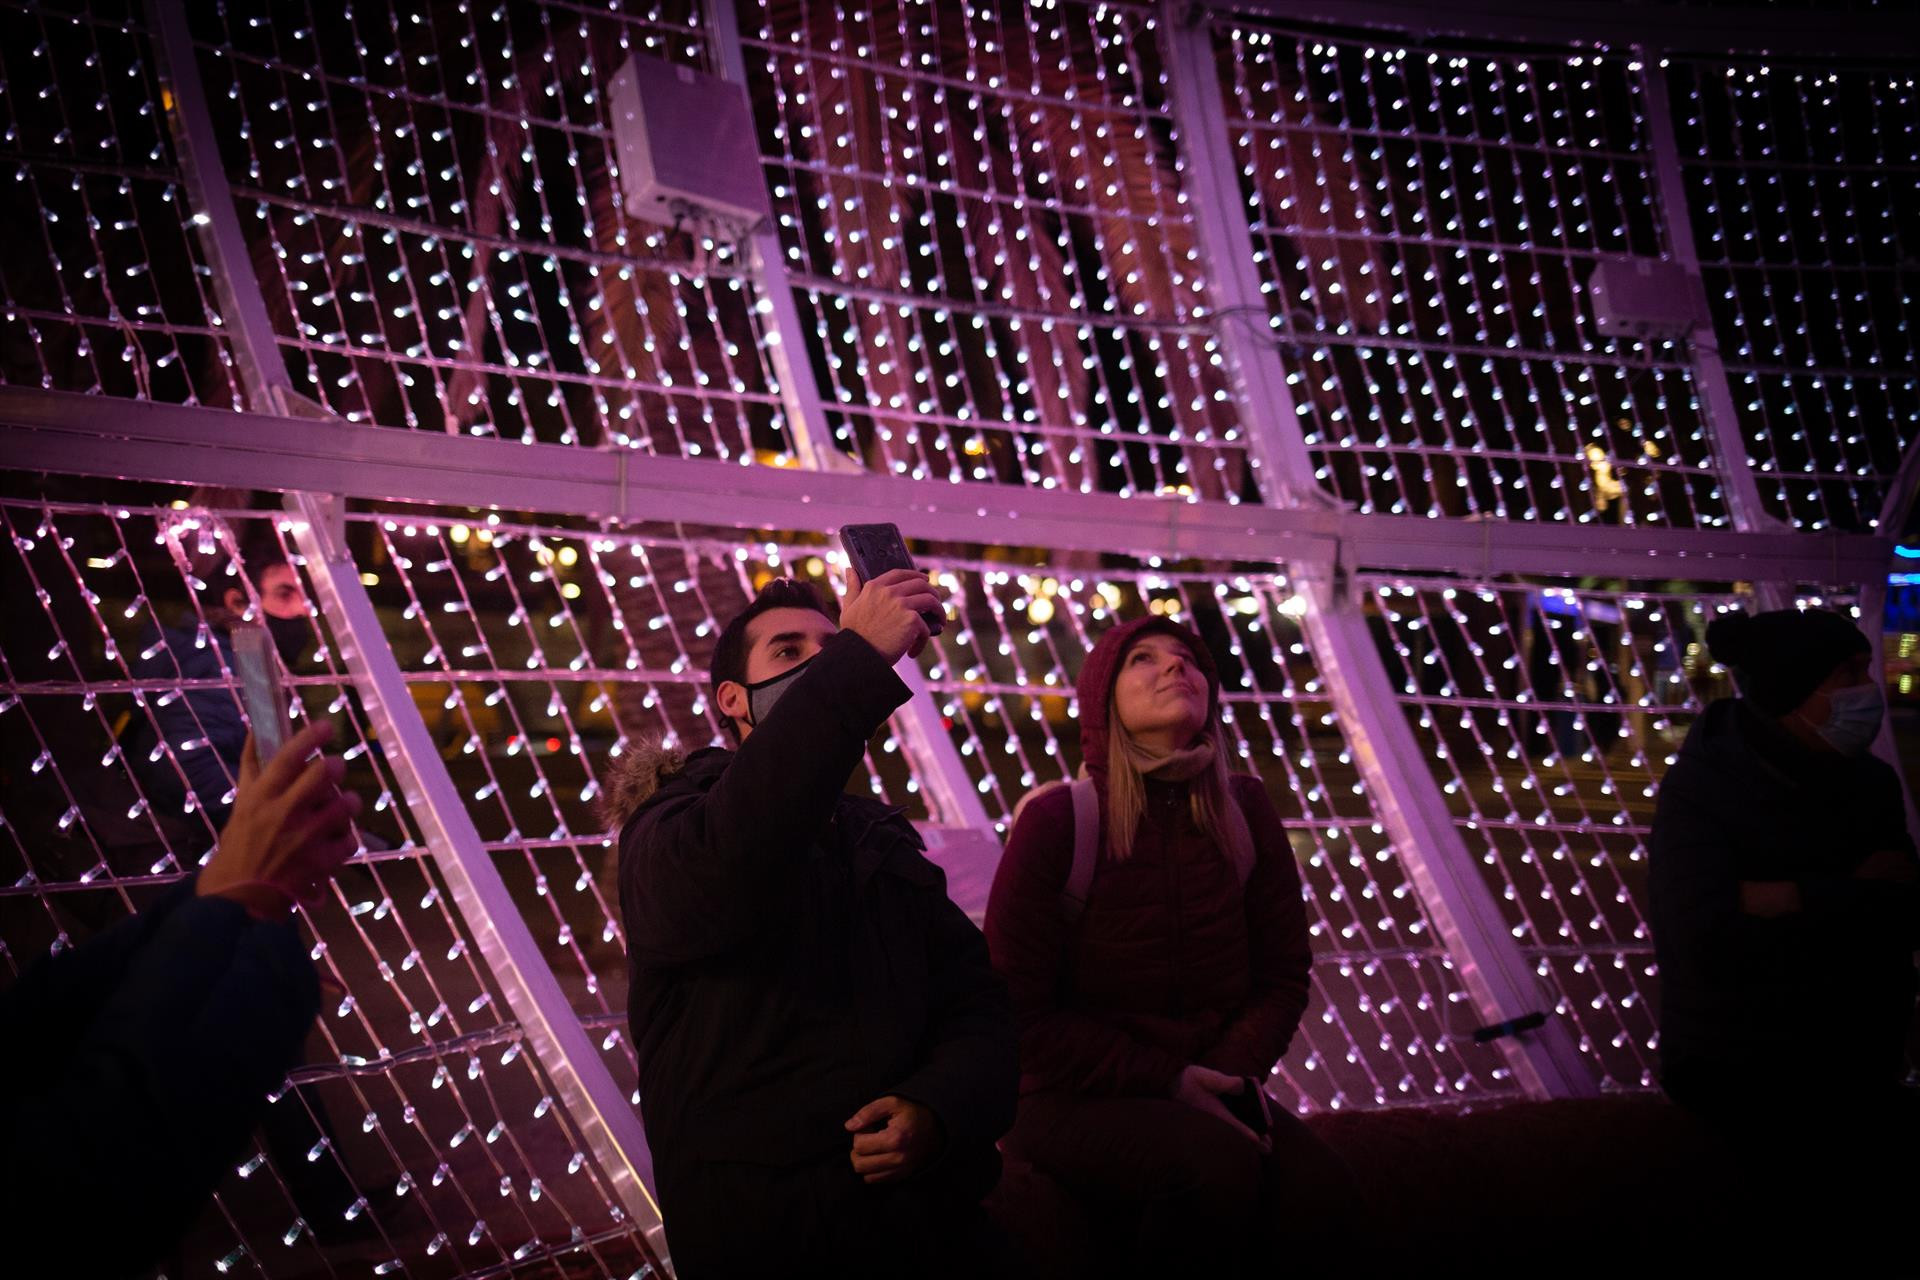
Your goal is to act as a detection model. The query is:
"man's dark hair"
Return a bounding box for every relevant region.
[709,578,837,737]
[203,528,291,618]
[237,531,291,588]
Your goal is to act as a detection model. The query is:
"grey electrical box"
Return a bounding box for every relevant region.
[1587,255,1708,341]
[607,55,769,234]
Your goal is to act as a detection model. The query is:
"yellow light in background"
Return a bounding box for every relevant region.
[85,556,115,569]
[450,525,470,544]
[805,556,826,576]
[1902,674,1914,695]
[557,546,579,567]
[535,547,556,566]
[561,582,582,600]
[1276,594,1309,618]
[477,528,494,544]
[1027,596,1055,625]
[1039,577,1059,597]
[752,569,774,590]
[963,437,987,456]
[169,499,189,510]
[360,572,380,587]
[1096,583,1122,610]
[1231,596,1260,615]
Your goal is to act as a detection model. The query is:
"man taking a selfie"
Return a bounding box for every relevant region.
[609,571,1019,1278]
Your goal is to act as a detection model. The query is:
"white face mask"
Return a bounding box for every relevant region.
[1810,681,1885,756]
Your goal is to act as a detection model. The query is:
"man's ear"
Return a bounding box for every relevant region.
[715,679,749,726]
[223,586,249,617]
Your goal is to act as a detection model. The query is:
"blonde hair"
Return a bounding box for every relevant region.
[1102,703,1248,865]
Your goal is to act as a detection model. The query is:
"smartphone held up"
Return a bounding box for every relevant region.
[232,625,296,762]
[837,523,945,638]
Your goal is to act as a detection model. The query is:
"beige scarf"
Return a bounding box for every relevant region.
[1119,735,1255,874]
[1123,736,1216,782]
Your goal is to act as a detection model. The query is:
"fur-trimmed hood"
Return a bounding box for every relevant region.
[600,738,693,831]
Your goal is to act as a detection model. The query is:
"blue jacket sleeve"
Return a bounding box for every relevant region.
[0,877,319,1276]
[133,629,245,820]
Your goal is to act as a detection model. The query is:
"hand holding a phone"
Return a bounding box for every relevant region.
[198,721,362,920]
[1171,1064,1273,1153]
[841,568,950,664]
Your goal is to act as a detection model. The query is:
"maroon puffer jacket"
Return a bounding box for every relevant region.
[984,616,1312,1098]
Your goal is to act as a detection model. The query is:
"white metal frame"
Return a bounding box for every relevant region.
[0,387,1883,586]
[1210,0,1918,60]
[1164,0,1600,1097]
[0,0,1891,1159]
[148,0,664,1241]
[1638,61,1793,616]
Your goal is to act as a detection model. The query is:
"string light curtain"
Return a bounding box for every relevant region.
[1674,56,1920,532]
[1351,574,1833,1089]
[745,0,1257,496]
[0,497,657,1277]
[1215,21,1722,526]
[0,4,246,407]
[1,0,1912,1276]
[347,511,1520,1113]
[189,0,793,456]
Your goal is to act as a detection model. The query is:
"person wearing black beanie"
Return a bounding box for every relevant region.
[1649,607,1919,1261]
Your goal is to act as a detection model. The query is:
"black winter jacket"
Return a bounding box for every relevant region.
[615,631,1017,1199]
[1651,697,1920,1104]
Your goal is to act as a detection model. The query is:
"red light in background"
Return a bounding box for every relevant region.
[546,736,563,753]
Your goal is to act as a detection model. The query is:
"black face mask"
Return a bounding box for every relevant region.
[264,613,311,666]
[741,654,816,727]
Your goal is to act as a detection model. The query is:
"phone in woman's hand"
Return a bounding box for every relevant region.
[1222,1077,1273,1137]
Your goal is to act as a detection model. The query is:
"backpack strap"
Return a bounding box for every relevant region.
[1221,776,1257,891]
[1044,772,1257,926]
[1061,776,1101,925]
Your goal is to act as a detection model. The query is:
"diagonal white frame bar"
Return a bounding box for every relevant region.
[1163,1,1600,1097]
[700,0,998,837]
[1638,60,1793,615]
[697,0,862,478]
[146,0,663,1241]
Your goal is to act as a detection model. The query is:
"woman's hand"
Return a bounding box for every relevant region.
[1171,1064,1271,1152]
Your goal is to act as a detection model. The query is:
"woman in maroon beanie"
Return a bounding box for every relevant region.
[985,616,1356,1275]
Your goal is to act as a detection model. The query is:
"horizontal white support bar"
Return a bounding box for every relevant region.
[1213,0,1918,60]
[0,388,1889,585]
